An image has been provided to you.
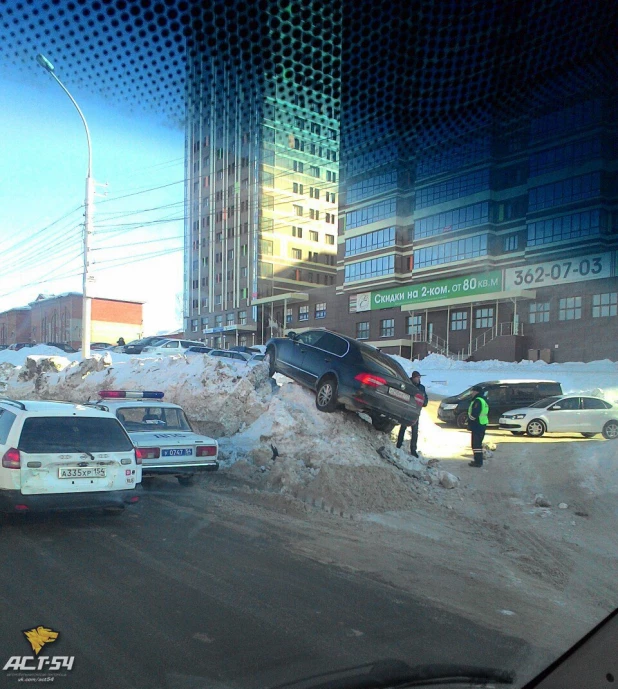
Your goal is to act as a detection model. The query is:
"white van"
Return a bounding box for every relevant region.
[0,398,142,515]
[141,338,204,356]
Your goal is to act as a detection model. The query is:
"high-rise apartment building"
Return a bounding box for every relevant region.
[184,5,341,348]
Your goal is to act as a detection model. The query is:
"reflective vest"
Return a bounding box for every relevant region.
[468,396,489,425]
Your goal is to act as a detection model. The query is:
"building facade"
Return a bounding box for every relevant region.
[0,294,144,348]
[183,5,342,350]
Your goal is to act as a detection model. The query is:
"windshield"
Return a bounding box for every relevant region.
[529,396,563,408]
[116,406,192,432]
[19,417,133,453]
[1,2,616,688]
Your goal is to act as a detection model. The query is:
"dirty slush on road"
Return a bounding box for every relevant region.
[2,351,617,675]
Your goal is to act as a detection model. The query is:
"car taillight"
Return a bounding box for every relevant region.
[414,393,425,407]
[355,373,387,388]
[2,448,20,469]
[196,445,217,457]
[135,447,160,463]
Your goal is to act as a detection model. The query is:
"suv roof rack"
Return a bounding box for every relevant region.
[0,398,27,410]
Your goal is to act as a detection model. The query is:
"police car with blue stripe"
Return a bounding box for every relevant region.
[88,391,219,486]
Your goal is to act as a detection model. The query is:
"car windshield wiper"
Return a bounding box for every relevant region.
[70,449,95,460]
[270,660,515,689]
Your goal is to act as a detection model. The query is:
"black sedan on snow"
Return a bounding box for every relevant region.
[265,329,424,431]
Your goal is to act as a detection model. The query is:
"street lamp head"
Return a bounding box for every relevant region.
[36,53,55,72]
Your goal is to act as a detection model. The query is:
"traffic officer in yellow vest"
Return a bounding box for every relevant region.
[467,385,489,467]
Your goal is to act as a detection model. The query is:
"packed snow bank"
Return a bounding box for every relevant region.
[391,353,618,402]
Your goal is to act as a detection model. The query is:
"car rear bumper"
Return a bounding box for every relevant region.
[0,489,140,513]
[340,385,420,425]
[142,460,219,476]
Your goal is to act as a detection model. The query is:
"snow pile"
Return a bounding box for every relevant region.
[391,353,618,402]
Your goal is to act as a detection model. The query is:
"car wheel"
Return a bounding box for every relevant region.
[103,507,125,516]
[372,416,396,433]
[265,346,276,377]
[456,412,468,429]
[526,419,546,437]
[316,376,338,413]
[602,420,618,440]
[581,432,598,438]
[177,475,196,487]
[510,431,526,436]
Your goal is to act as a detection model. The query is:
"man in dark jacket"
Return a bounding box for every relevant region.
[396,370,428,458]
[467,385,489,467]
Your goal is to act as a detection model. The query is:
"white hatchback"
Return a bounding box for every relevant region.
[88,391,219,486]
[499,395,618,439]
[0,398,141,515]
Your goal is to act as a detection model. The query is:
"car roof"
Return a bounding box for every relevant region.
[0,400,112,416]
[474,380,562,385]
[92,399,183,410]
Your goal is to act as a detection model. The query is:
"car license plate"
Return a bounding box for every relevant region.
[388,387,410,402]
[59,467,106,479]
[161,448,193,457]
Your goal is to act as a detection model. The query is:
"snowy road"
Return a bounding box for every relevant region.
[0,479,526,689]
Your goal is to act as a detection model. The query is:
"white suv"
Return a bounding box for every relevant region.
[141,339,203,356]
[0,398,142,515]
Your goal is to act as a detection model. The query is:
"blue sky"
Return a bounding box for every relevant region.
[0,65,186,335]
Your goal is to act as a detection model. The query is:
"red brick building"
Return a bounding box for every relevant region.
[0,293,144,347]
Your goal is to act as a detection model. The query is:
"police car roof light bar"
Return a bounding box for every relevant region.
[98,391,164,399]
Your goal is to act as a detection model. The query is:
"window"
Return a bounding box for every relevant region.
[286,307,293,325]
[293,160,304,173]
[191,319,198,332]
[328,128,337,141]
[528,172,601,212]
[559,296,582,321]
[299,305,309,321]
[292,226,303,238]
[293,182,304,194]
[215,315,223,327]
[345,198,397,230]
[356,322,370,340]
[592,292,617,317]
[529,137,602,177]
[325,213,336,224]
[344,255,395,282]
[347,171,398,204]
[326,192,336,203]
[308,165,320,178]
[475,307,494,329]
[241,267,248,277]
[529,302,550,324]
[414,234,489,268]
[583,397,612,410]
[416,169,490,209]
[530,100,602,141]
[291,248,302,260]
[238,310,247,325]
[415,202,489,238]
[308,251,319,262]
[380,319,395,337]
[325,234,335,245]
[315,303,326,319]
[311,122,321,135]
[262,195,274,210]
[259,240,273,255]
[326,170,337,182]
[293,204,304,217]
[216,232,222,242]
[241,288,248,299]
[294,116,305,130]
[527,209,603,247]
[226,313,235,326]
[258,261,273,278]
[201,317,209,330]
[310,187,320,199]
[309,231,319,242]
[406,315,422,335]
[309,209,320,220]
[345,227,396,256]
[227,249,234,260]
[503,234,519,252]
[293,137,304,151]
[450,311,468,331]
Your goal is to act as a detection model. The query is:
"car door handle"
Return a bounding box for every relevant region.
[324,357,332,362]
[300,348,307,353]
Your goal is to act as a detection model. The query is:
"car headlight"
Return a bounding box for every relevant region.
[504,414,526,420]
[441,403,458,411]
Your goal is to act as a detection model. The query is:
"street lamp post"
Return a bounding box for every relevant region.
[36,53,93,359]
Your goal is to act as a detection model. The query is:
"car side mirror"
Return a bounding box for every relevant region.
[287,331,297,340]
[549,405,561,411]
